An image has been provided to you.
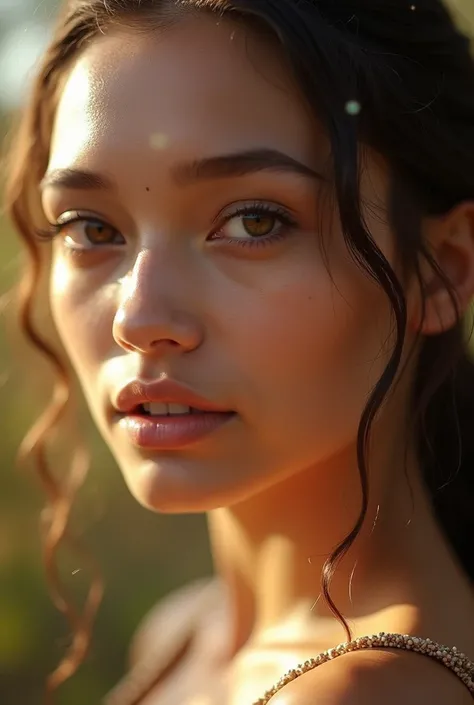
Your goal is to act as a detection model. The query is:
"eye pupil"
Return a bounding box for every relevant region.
[242,214,275,237]
[85,221,115,243]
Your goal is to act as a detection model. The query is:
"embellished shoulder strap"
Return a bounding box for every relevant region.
[253,632,474,705]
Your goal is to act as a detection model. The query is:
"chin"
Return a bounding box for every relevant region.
[119,456,258,515]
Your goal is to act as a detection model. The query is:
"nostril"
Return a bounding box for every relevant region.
[150,339,179,348]
[114,336,137,353]
[114,336,181,354]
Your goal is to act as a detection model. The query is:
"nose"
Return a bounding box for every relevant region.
[112,249,204,356]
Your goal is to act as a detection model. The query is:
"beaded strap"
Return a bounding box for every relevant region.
[252,632,474,704]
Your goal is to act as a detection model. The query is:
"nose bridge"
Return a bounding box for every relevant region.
[122,247,165,313]
[113,245,202,353]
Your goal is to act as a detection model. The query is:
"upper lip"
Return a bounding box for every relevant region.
[113,378,233,414]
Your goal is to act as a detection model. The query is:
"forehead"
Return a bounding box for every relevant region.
[48,15,324,173]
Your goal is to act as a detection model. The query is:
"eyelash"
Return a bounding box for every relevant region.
[214,203,298,249]
[35,202,298,251]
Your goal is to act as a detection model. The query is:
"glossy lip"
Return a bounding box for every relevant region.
[111,378,237,449]
[117,411,236,449]
[113,378,234,415]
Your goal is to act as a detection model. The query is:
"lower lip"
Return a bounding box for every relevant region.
[117,412,236,449]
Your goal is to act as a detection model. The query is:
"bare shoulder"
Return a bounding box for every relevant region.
[267,648,473,705]
[129,576,221,665]
[104,578,224,705]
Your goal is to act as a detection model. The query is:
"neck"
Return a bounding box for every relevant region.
[207,433,464,659]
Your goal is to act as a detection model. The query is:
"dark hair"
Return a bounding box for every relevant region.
[5,0,474,699]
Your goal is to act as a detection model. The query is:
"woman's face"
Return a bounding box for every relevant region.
[42,16,398,513]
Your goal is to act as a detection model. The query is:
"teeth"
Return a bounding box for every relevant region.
[142,402,192,416]
[144,402,168,415]
[168,403,192,415]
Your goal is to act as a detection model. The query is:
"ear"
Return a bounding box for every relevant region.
[408,202,474,336]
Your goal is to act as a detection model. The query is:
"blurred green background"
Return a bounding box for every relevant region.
[0,1,473,704]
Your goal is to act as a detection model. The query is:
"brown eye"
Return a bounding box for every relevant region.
[241,214,276,238]
[83,219,121,244]
[210,202,296,247]
[55,215,125,249]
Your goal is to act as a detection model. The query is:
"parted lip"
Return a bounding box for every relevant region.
[113,378,234,414]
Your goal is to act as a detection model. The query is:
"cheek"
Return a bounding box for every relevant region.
[49,255,115,374]
[227,252,393,444]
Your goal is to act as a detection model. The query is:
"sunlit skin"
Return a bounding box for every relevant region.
[42,16,474,704]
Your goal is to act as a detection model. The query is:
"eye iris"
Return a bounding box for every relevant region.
[85,221,115,243]
[242,214,275,237]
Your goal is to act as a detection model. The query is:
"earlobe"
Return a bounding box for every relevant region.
[408,202,474,337]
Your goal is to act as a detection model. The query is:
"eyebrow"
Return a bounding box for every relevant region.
[40,148,324,192]
[40,168,114,191]
[173,149,325,184]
